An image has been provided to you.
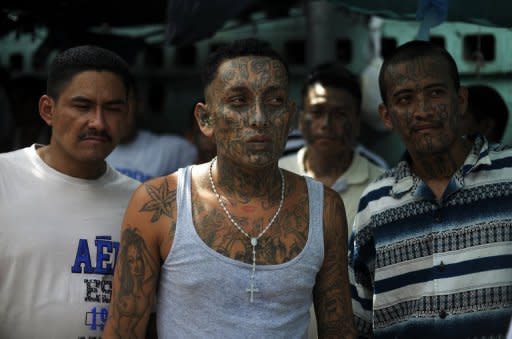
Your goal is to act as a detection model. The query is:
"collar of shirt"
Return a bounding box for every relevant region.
[389,134,492,199]
[298,147,371,193]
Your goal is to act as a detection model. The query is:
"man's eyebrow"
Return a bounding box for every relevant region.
[392,82,448,98]
[225,85,248,93]
[70,96,126,105]
[391,89,413,98]
[104,99,127,105]
[70,96,92,103]
[424,83,448,90]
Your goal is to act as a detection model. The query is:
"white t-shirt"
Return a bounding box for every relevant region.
[0,145,140,339]
[107,129,198,181]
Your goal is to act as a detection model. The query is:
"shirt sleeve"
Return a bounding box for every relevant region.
[349,208,376,338]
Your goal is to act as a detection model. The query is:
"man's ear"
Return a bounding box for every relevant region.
[354,109,361,139]
[289,100,297,116]
[457,86,469,118]
[39,95,54,126]
[378,103,394,130]
[194,102,214,137]
[287,100,297,128]
[298,108,307,134]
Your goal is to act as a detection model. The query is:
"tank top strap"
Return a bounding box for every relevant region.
[304,176,324,257]
[174,165,194,241]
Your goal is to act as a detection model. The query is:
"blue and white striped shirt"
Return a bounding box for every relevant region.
[349,135,512,339]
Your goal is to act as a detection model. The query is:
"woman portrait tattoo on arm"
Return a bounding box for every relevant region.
[110,227,159,338]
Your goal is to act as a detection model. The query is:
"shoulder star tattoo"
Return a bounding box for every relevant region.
[140,179,175,222]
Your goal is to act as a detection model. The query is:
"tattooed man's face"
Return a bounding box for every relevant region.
[301,84,359,155]
[379,56,468,156]
[205,56,293,167]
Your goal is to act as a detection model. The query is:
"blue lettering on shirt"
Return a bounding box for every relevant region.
[116,167,153,182]
[86,306,109,331]
[71,236,119,274]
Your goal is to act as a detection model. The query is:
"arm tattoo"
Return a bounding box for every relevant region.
[140,179,175,222]
[315,193,356,338]
[107,227,159,338]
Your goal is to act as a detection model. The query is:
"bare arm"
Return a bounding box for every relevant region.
[104,176,177,338]
[314,189,357,339]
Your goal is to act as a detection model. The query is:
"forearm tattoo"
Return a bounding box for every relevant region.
[107,227,159,338]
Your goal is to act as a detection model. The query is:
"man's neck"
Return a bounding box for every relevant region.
[215,157,283,205]
[304,148,353,187]
[410,139,472,200]
[37,145,107,180]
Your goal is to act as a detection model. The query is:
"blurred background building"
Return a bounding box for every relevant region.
[1,0,511,166]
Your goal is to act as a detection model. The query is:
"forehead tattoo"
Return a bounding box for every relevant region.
[386,57,448,89]
[219,57,287,88]
[271,60,287,85]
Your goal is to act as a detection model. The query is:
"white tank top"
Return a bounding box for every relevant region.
[156,166,325,338]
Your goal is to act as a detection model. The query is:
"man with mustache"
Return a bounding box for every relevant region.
[0,45,140,338]
[104,38,356,338]
[349,40,512,338]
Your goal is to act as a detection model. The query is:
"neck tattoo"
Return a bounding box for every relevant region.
[208,157,285,303]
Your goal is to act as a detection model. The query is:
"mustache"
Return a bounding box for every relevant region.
[79,129,112,142]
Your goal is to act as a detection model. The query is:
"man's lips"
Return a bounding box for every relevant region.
[80,135,111,143]
[313,135,337,141]
[247,135,271,143]
[412,124,442,132]
[245,135,273,151]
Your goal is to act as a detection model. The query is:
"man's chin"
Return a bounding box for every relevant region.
[312,140,346,150]
[78,148,112,163]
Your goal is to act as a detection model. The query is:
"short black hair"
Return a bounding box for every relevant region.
[47,45,133,101]
[467,84,509,141]
[302,62,361,108]
[201,38,289,90]
[378,40,460,104]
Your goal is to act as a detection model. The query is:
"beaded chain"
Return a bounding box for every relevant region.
[208,157,285,302]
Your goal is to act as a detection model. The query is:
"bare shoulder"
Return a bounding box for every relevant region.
[134,173,179,222]
[122,173,180,256]
[323,186,345,209]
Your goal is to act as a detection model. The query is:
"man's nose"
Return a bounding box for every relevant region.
[412,95,435,119]
[249,103,268,127]
[88,107,107,129]
[318,110,334,128]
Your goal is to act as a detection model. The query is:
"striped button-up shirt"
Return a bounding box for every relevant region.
[349,135,512,338]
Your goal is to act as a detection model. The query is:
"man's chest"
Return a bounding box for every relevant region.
[192,202,311,265]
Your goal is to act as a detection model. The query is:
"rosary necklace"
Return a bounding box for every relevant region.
[208,157,285,302]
